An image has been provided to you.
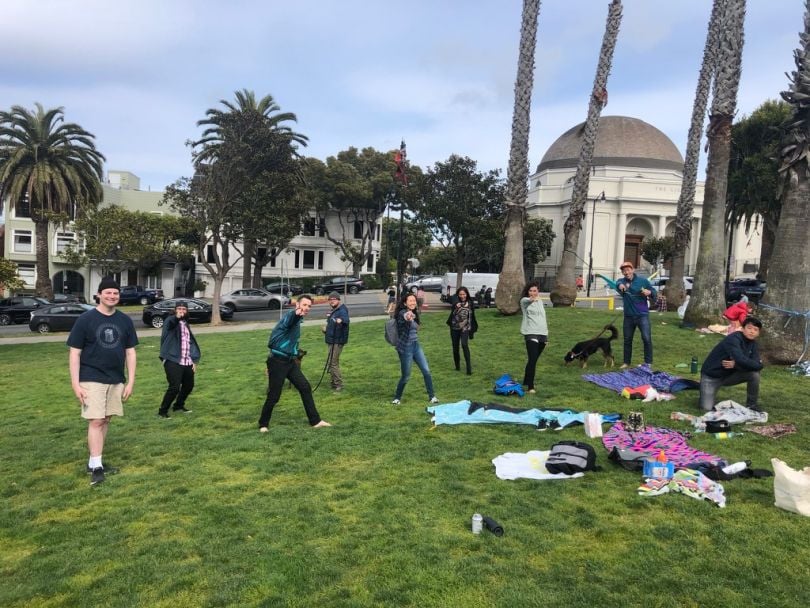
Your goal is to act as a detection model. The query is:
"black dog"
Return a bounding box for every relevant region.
[564,325,618,368]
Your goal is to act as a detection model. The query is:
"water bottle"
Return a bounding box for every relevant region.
[722,461,750,475]
[471,513,483,534]
[690,357,698,374]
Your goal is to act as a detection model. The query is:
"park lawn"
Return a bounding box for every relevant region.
[1,307,809,608]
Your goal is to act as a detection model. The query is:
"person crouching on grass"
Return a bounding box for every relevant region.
[258,295,331,432]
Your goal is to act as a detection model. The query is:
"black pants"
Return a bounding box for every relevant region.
[259,356,321,427]
[159,360,195,414]
[450,329,471,373]
[523,335,547,390]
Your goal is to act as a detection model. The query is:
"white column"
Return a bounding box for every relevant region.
[615,213,627,272]
[658,215,667,237]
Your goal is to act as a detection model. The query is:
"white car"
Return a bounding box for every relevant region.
[650,276,693,292]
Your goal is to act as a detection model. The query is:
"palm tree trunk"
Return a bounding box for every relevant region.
[497,0,541,315]
[684,0,746,326]
[34,217,54,300]
[669,0,722,309]
[550,0,622,307]
[757,217,777,281]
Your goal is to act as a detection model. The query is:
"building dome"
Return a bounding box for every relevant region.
[536,115,684,173]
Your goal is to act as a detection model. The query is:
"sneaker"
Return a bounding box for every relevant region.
[90,467,105,486]
[391,399,401,405]
[173,406,192,414]
[259,427,269,433]
[537,420,549,431]
[333,386,343,392]
[429,397,440,404]
[528,389,536,394]
[158,412,171,419]
[620,364,630,370]
[86,464,119,475]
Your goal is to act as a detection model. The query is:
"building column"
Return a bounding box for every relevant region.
[658,215,668,237]
[614,213,627,273]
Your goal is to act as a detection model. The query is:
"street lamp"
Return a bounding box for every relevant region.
[586,191,606,297]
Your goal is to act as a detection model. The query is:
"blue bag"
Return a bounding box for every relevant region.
[493,373,525,397]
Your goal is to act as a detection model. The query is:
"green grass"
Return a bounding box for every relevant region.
[1,308,809,607]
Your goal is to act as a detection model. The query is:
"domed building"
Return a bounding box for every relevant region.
[526,115,760,289]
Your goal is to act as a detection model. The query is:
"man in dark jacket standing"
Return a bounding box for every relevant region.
[324,291,350,391]
[699,317,764,411]
[158,300,200,418]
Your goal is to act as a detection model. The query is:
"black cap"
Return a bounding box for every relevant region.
[97,277,120,292]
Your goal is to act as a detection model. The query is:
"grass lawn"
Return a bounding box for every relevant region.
[1,307,809,607]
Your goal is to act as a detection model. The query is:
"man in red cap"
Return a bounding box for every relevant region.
[615,261,657,368]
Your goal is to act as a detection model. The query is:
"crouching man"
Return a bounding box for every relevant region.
[699,317,764,412]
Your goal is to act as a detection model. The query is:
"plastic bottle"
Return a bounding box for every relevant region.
[690,357,698,374]
[656,449,667,463]
[471,513,483,534]
[721,461,750,475]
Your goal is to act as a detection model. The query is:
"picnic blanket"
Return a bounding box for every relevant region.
[583,363,700,394]
[426,400,620,429]
[603,421,726,467]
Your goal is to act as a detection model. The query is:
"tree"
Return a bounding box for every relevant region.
[640,236,677,268]
[668,0,723,309]
[498,0,542,315]
[0,103,104,299]
[550,0,623,307]
[684,0,746,327]
[409,155,505,289]
[0,258,25,293]
[303,147,395,277]
[727,99,792,281]
[759,1,810,363]
[379,216,432,277]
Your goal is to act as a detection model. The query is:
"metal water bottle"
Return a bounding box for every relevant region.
[471,513,483,534]
[690,356,698,374]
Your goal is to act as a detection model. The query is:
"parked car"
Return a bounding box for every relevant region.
[118,285,164,305]
[649,276,693,293]
[726,278,766,303]
[51,293,88,304]
[0,296,51,325]
[219,288,289,312]
[142,298,233,328]
[264,281,303,296]
[405,275,444,293]
[28,303,95,333]
[311,276,366,295]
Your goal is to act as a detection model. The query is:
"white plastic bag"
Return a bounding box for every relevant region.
[583,412,603,438]
[772,458,810,516]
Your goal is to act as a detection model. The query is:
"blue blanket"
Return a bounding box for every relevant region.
[426,400,620,428]
[582,364,700,394]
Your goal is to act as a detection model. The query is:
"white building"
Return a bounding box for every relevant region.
[526,115,761,288]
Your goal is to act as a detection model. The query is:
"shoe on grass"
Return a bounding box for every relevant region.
[429,396,440,404]
[391,398,401,405]
[90,467,105,486]
[173,406,192,414]
[620,363,630,369]
[259,427,269,433]
[158,412,171,419]
[86,464,118,475]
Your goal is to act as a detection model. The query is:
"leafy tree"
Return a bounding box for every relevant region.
[727,99,792,281]
[378,216,432,281]
[550,0,623,307]
[0,258,25,293]
[467,217,555,277]
[685,0,746,326]
[499,0,542,315]
[0,103,104,299]
[640,236,677,268]
[61,205,193,276]
[760,4,810,363]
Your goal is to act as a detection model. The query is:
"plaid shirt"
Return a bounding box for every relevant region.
[179,320,192,366]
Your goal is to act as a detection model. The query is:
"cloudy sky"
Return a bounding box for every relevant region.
[0,0,803,191]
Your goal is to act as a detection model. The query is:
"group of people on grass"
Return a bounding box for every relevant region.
[67,265,765,485]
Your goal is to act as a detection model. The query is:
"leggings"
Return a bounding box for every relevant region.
[523,334,547,390]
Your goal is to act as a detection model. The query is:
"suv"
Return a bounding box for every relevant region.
[406,275,444,293]
[0,296,51,325]
[264,281,303,296]
[726,278,766,303]
[311,276,365,295]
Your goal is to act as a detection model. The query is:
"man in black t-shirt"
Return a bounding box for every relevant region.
[67,277,138,486]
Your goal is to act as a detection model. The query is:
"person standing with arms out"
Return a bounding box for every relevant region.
[259,295,331,432]
[324,291,350,392]
[157,300,200,418]
[446,286,478,375]
[615,261,656,368]
[520,281,548,394]
[67,277,138,486]
[392,292,439,405]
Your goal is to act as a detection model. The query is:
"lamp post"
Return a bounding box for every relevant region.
[586,191,605,297]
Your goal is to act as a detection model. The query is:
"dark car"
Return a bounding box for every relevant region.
[51,293,87,304]
[142,298,233,329]
[28,303,95,333]
[726,278,766,303]
[311,276,366,296]
[0,296,51,325]
[264,281,303,296]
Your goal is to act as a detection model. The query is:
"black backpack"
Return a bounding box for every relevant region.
[546,441,599,475]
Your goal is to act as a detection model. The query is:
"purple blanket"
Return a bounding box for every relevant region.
[603,421,726,467]
[583,364,700,394]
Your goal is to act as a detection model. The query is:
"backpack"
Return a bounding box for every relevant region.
[545,441,599,475]
[493,373,525,397]
[384,318,399,347]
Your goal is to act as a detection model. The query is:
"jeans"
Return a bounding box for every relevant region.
[699,370,760,411]
[450,329,471,373]
[159,360,195,414]
[395,341,435,400]
[623,315,653,365]
[523,335,547,390]
[259,355,322,427]
[327,343,344,388]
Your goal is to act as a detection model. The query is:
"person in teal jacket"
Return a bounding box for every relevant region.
[520,281,548,394]
[615,261,657,368]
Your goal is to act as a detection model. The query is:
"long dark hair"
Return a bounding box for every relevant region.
[396,291,420,322]
[521,281,541,298]
[456,286,472,302]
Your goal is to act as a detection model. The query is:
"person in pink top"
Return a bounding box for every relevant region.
[723,297,751,333]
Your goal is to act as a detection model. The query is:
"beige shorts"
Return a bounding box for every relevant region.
[80,382,125,419]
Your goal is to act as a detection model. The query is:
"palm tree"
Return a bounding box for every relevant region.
[0,104,104,299]
[759,0,810,363]
[684,0,746,327]
[497,0,542,315]
[667,0,722,310]
[549,0,623,307]
[193,89,307,287]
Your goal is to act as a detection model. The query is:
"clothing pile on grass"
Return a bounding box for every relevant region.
[426,400,620,431]
[670,400,768,432]
[493,441,599,481]
[791,360,810,377]
[582,364,699,399]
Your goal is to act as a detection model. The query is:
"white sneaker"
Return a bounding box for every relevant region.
[391,399,401,405]
[429,397,439,404]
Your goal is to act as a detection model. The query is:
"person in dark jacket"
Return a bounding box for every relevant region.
[445,286,478,375]
[615,261,657,368]
[392,292,438,405]
[158,300,201,418]
[324,291,350,391]
[258,295,331,431]
[699,317,764,411]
